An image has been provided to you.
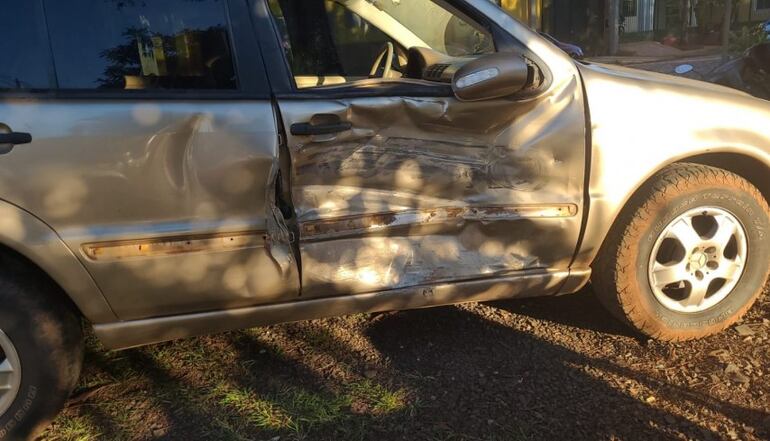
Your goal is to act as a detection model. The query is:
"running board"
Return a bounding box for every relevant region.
[94,269,591,350]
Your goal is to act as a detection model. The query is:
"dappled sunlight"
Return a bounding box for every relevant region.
[0,100,300,321]
[221,167,257,195]
[5,0,769,439]
[584,68,770,207]
[42,175,89,219]
[394,158,424,189]
[0,205,26,242]
[130,103,162,126]
[276,47,586,299]
[222,264,249,292]
[299,233,545,296]
[43,292,770,439]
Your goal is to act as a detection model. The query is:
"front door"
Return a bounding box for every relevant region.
[258,0,588,298]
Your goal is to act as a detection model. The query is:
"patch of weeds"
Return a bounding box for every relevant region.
[214,385,295,431]
[149,340,219,371]
[43,413,105,441]
[299,327,341,351]
[347,380,408,415]
[212,380,412,439]
[282,388,351,425]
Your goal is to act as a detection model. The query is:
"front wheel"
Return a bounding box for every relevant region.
[593,163,770,341]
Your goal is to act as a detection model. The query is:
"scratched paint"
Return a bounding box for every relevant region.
[300,234,540,297]
[301,204,577,241]
[278,73,587,296]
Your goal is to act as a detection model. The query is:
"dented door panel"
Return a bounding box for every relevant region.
[278,74,587,297]
[0,100,299,320]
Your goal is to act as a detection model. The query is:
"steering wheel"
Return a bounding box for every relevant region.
[369,42,394,79]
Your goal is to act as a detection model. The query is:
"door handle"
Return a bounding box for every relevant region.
[290,121,352,136]
[0,126,32,154]
[0,132,32,145]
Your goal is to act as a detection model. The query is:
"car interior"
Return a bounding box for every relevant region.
[267,0,496,89]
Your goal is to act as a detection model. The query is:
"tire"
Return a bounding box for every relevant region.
[592,163,770,341]
[0,263,84,440]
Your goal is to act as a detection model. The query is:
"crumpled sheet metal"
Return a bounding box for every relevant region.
[288,91,582,223]
[301,204,577,241]
[279,75,586,296]
[300,234,538,298]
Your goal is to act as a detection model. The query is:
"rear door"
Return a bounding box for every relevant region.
[0,0,298,320]
[255,0,588,298]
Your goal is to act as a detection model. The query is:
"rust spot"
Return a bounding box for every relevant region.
[81,230,266,261]
[301,204,577,241]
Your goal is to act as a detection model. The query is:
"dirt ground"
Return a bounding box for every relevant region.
[40,63,770,441]
[40,285,770,441]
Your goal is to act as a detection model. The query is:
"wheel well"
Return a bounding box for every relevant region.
[0,242,84,321]
[591,153,769,270]
[683,153,770,205]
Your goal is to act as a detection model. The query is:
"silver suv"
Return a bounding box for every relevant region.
[1,0,769,438]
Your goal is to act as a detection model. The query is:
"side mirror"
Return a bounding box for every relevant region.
[452,53,531,102]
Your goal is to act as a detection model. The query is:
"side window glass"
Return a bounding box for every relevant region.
[269,0,391,79]
[443,16,495,56]
[327,2,393,77]
[0,1,51,90]
[44,0,238,91]
[268,0,494,89]
[374,1,494,57]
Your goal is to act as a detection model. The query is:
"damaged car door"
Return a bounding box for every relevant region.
[258,0,588,298]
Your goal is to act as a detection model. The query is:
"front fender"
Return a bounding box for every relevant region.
[0,199,116,323]
[574,62,770,267]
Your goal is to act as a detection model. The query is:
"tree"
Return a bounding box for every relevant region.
[528,0,538,28]
[680,0,692,46]
[722,0,733,59]
[608,0,620,55]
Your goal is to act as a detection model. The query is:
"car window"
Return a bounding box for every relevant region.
[44,0,237,91]
[268,0,494,88]
[269,0,392,78]
[372,0,494,56]
[327,2,394,77]
[0,1,51,90]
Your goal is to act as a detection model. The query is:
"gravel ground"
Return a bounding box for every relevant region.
[39,61,770,441]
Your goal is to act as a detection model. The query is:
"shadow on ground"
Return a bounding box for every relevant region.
[43,287,770,441]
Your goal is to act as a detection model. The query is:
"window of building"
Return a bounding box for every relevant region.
[756,0,770,10]
[622,0,638,17]
[44,0,238,90]
[0,2,52,90]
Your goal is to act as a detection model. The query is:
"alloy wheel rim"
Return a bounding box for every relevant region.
[648,207,748,314]
[0,329,21,416]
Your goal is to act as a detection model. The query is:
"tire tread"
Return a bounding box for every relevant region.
[592,163,770,341]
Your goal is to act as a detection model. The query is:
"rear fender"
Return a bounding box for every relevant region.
[0,199,116,323]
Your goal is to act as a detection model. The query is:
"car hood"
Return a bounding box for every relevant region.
[578,61,752,98]
[576,62,770,156]
[575,60,770,204]
[558,42,584,56]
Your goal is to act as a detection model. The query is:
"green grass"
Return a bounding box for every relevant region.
[212,380,409,436]
[215,385,295,431]
[44,414,104,441]
[347,380,408,414]
[284,388,351,425]
[41,325,417,441]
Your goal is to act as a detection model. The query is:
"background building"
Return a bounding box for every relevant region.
[497,0,770,55]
